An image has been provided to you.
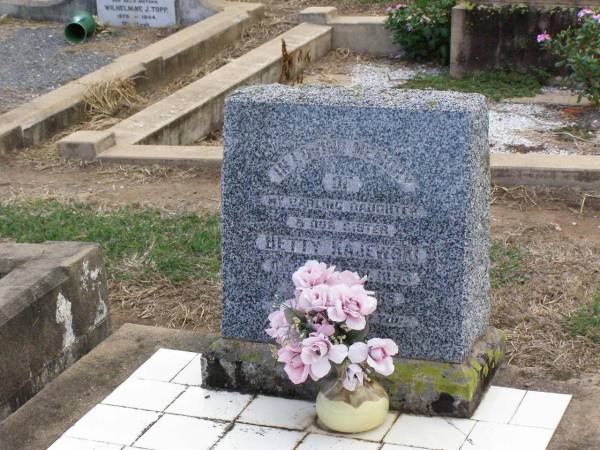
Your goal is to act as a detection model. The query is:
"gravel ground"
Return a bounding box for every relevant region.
[0,21,176,113]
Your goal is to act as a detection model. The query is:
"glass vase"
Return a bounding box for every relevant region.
[315,375,389,433]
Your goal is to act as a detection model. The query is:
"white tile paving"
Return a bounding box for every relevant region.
[47,348,572,450]
[64,404,159,445]
[171,354,203,386]
[472,386,527,424]
[130,348,197,382]
[297,433,380,450]
[384,415,476,450]
[133,414,228,450]
[213,423,304,450]
[166,386,253,421]
[47,437,123,450]
[463,422,554,450]
[238,395,316,429]
[102,378,186,412]
[509,390,572,429]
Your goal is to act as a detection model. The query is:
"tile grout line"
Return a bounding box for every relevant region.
[507,389,530,425]
[127,380,191,449]
[207,393,257,449]
[167,352,201,383]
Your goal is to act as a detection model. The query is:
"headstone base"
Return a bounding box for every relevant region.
[201,327,505,418]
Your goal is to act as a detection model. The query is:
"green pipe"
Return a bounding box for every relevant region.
[64,11,96,44]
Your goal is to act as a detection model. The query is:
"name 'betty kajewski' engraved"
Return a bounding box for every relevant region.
[255,233,427,265]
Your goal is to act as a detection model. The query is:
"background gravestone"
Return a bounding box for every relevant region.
[96,0,216,27]
[220,84,490,364]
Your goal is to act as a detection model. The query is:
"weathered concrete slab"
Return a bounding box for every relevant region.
[0,242,110,421]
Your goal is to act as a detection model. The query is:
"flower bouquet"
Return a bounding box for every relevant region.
[266,260,399,433]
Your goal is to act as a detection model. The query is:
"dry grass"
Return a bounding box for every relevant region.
[110,277,221,331]
[83,78,147,128]
[492,228,600,376]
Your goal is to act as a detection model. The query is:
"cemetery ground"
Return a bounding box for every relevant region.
[1,3,600,448]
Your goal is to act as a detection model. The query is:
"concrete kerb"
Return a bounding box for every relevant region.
[96,144,600,189]
[60,23,333,160]
[0,1,264,155]
[298,6,397,56]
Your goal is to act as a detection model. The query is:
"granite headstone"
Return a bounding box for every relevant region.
[220,84,490,363]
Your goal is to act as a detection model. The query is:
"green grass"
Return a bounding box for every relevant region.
[0,200,220,283]
[490,241,529,289]
[401,70,547,102]
[567,291,600,343]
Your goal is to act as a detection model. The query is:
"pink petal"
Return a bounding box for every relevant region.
[326,305,346,322]
[345,314,366,330]
[309,357,331,381]
[328,344,348,364]
[285,362,309,384]
[348,342,368,364]
[368,355,395,376]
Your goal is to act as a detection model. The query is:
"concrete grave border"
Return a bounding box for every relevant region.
[0,242,110,421]
[0,1,264,155]
[59,22,333,159]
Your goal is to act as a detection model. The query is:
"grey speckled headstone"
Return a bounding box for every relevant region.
[220,84,490,363]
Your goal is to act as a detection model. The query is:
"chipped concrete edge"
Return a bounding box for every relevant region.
[0,1,264,155]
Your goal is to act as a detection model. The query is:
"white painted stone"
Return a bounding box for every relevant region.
[463,422,554,450]
[213,423,304,450]
[102,378,186,411]
[238,395,315,430]
[166,386,252,421]
[472,386,527,424]
[97,0,177,27]
[65,404,159,445]
[380,445,429,450]
[55,292,76,349]
[510,390,572,429]
[384,415,476,450]
[296,433,379,450]
[131,348,197,382]
[307,411,398,442]
[133,414,227,450]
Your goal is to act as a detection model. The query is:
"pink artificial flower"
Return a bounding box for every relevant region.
[278,342,309,384]
[327,270,367,287]
[311,312,336,336]
[348,338,399,376]
[292,260,334,288]
[300,334,348,381]
[592,13,600,22]
[536,33,551,43]
[384,6,392,13]
[395,3,406,9]
[326,285,377,330]
[296,284,333,312]
[342,363,364,391]
[578,8,593,18]
[265,309,289,343]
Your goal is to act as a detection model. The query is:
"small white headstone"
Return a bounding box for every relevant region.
[97,0,177,27]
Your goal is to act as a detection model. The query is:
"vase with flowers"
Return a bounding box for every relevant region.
[266,260,399,433]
